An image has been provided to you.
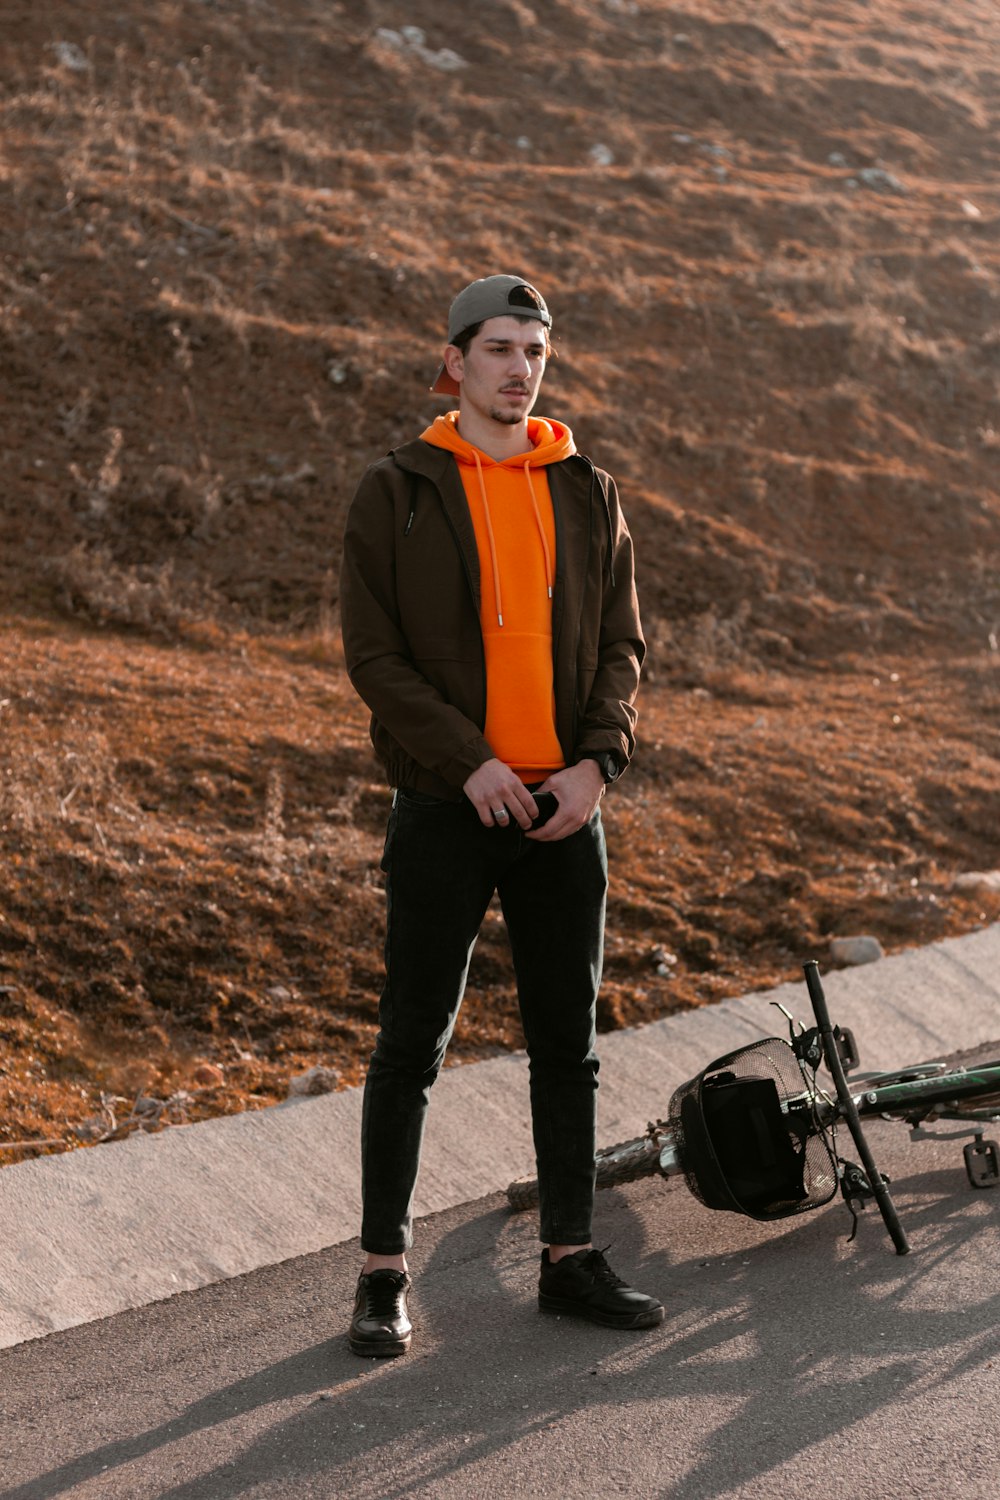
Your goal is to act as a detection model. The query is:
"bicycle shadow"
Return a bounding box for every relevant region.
[644,1161,1000,1500]
[6,1163,997,1500]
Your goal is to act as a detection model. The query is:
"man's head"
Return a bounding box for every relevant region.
[431,275,552,401]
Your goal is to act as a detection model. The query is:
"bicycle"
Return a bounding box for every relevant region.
[506,961,1000,1254]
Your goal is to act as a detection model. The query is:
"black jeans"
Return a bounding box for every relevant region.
[360,788,607,1253]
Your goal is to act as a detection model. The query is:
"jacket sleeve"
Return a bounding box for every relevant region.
[339,464,493,787]
[573,473,645,770]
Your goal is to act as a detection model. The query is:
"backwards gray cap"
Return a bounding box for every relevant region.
[430,274,552,396]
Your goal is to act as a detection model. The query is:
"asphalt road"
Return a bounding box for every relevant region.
[2,1118,998,1500]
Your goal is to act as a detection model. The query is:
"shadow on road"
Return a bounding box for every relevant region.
[4,1163,998,1500]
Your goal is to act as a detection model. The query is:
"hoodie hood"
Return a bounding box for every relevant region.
[420,412,576,467]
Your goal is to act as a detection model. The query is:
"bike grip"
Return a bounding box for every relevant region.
[804,960,833,1031]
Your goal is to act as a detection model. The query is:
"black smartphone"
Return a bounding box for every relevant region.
[530,792,559,828]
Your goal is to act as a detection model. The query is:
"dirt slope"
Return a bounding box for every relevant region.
[1,0,999,1157]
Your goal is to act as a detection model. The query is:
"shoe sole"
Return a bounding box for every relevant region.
[348,1333,412,1358]
[538,1294,664,1330]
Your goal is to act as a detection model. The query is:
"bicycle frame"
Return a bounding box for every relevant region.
[849,1070,1000,1120]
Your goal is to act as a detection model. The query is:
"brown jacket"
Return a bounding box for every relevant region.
[339,436,644,798]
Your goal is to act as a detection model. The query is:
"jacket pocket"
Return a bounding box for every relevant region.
[408,633,481,664]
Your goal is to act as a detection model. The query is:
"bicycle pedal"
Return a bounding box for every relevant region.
[963,1138,1000,1189]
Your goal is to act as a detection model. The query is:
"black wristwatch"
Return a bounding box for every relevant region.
[579,751,621,785]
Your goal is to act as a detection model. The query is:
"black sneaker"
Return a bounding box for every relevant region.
[349,1269,412,1357]
[539,1248,664,1329]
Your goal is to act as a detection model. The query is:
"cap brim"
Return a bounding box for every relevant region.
[430,363,460,397]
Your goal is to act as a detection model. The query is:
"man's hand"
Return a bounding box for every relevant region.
[525,759,605,842]
[463,759,538,830]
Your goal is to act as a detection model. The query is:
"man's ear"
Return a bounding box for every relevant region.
[443,344,464,386]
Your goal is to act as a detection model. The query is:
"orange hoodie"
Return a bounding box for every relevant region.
[420,412,576,783]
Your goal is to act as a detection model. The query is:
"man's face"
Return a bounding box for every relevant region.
[446,316,548,427]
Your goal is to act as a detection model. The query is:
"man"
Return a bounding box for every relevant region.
[339,274,661,1357]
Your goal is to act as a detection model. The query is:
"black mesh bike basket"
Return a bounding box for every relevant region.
[668,1037,838,1221]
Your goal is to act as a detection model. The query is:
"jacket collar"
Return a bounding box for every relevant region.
[389,437,455,481]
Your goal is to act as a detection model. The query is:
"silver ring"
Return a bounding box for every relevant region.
[492,807,509,821]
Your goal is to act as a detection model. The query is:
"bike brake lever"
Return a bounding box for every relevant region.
[793,1025,826,1069]
[770,1000,803,1046]
[769,999,825,1067]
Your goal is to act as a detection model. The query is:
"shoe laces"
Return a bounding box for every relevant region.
[363,1270,408,1318]
[583,1247,627,1288]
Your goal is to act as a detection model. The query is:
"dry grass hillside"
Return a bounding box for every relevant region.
[1,0,999,1158]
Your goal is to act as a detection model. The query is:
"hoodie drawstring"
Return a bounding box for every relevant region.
[473,451,505,627]
[472,453,556,627]
[524,462,554,597]
[523,461,554,599]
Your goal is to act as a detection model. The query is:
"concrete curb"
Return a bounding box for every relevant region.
[1,925,998,1348]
